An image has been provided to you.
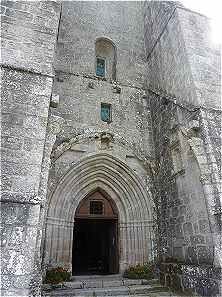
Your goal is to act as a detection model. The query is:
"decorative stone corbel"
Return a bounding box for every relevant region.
[161,96,169,105]
[112,81,121,94]
[100,131,114,141]
[100,132,114,150]
[186,119,201,138]
[88,81,94,89]
[188,119,200,131]
[50,93,60,108]
[170,119,180,131]
[48,115,64,136]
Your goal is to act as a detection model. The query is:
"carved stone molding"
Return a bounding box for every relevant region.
[51,130,152,166]
[48,115,64,136]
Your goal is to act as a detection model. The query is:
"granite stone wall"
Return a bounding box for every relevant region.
[144,2,198,105]
[54,1,146,87]
[144,2,221,295]
[148,90,221,296]
[48,0,154,195]
[50,0,153,164]
[177,8,221,109]
[49,0,154,196]
[1,1,221,296]
[1,1,61,296]
[145,2,221,108]
[44,0,155,273]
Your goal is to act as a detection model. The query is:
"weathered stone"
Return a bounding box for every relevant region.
[166,274,171,287]
[174,224,184,238]
[172,206,179,217]
[182,275,197,290]
[208,266,222,280]
[1,1,221,297]
[173,247,184,261]
[197,245,214,265]
[159,272,165,286]
[171,274,182,291]
[50,94,59,108]
[185,247,198,264]
[190,235,205,245]
[183,222,193,236]
[198,219,210,233]
[196,278,219,297]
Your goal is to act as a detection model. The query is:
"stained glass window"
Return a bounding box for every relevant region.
[90,201,103,215]
[101,103,111,122]
[96,57,105,77]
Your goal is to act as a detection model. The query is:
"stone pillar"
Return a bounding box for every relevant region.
[1,1,61,296]
[119,221,155,272]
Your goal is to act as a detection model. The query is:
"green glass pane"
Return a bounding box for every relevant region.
[101,105,110,122]
[96,58,105,77]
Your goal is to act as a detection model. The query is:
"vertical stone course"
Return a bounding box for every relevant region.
[147,85,221,296]
[44,0,155,276]
[55,1,146,87]
[1,0,60,75]
[177,8,221,108]
[144,2,221,109]
[144,0,179,56]
[1,1,61,296]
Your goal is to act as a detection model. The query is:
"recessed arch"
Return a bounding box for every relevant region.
[73,189,119,274]
[95,37,117,50]
[95,37,117,81]
[75,187,119,218]
[45,153,155,272]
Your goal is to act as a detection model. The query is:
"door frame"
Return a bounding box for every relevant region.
[72,217,119,275]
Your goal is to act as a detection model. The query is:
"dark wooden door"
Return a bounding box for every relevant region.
[72,219,118,275]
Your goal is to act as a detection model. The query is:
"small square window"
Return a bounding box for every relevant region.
[96,57,105,77]
[90,201,103,215]
[101,103,112,123]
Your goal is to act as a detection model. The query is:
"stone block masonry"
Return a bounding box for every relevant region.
[1,0,60,75]
[44,1,155,275]
[145,2,221,109]
[1,1,61,296]
[1,1,221,297]
[145,2,221,294]
[148,88,221,296]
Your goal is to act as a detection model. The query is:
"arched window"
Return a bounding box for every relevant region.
[95,37,116,81]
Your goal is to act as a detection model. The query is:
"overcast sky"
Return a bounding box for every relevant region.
[180,0,221,43]
[182,0,220,16]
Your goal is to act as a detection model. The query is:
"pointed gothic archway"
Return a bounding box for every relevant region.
[45,153,155,273]
[73,190,119,275]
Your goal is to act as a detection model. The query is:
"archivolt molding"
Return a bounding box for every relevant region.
[175,125,221,218]
[45,153,155,268]
[179,126,214,182]
[51,130,152,168]
[48,153,154,224]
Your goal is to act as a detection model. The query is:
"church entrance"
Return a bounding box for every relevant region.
[46,154,154,274]
[72,191,119,275]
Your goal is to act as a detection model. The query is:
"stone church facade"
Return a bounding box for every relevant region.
[1,1,221,297]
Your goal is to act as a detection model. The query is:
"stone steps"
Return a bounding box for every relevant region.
[43,276,175,297]
[47,285,170,297]
[64,278,156,289]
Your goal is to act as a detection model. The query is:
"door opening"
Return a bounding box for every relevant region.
[72,190,119,275]
[72,218,118,275]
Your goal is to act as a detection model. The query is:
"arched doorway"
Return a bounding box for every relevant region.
[72,190,118,275]
[45,153,155,273]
